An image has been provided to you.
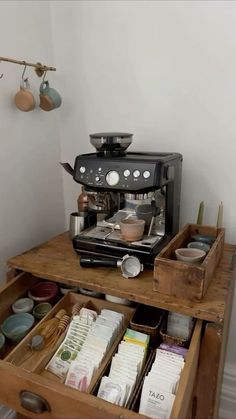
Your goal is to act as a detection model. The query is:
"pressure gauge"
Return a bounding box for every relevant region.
[106,170,120,186]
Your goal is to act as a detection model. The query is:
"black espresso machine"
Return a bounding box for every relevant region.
[70,132,182,268]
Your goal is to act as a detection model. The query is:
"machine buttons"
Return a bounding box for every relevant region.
[143,170,151,179]
[123,169,131,177]
[106,170,120,186]
[133,170,140,178]
[95,176,101,182]
[79,166,86,174]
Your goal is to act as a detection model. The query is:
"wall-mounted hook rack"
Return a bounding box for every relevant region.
[0,56,56,77]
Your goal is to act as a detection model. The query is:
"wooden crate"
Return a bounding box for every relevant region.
[153,224,225,301]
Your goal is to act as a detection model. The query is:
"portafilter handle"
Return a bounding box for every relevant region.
[80,254,143,279]
[80,257,118,268]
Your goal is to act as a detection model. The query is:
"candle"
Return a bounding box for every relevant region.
[197,201,204,224]
[217,202,223,228]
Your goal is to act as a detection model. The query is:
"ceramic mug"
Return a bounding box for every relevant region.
[39,80,62,111]
[120,218,145,242]
[14,79,37,112]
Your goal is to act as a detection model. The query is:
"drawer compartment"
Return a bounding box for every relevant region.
[0,275,203,419]
[0,273,63,359]
[6,292,135,383]
[0,291,140,418]
[91,320,202,419]
[130,319,202,419]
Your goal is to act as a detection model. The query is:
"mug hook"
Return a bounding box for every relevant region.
[42,70,48,83]
[21,64,27,81]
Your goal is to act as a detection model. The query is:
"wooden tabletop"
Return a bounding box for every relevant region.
[7,232,236,324]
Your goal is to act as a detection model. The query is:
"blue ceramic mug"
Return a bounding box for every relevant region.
[39,81,62,111]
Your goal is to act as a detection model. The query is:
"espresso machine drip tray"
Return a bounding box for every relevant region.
[73,225,167,267]
[73,207,167,267]
[80,225,162,248]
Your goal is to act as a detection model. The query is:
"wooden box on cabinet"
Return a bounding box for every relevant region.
[153,224,225,301]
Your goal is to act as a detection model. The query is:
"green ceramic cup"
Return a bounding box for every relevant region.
[33,302,52,320]
[39,81,62,111]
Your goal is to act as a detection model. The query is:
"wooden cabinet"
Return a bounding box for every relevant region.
[0,232,235,419]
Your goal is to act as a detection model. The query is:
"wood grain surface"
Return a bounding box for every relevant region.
[7,231,236,324]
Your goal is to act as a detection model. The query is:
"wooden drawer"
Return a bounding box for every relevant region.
[0,272,202,419]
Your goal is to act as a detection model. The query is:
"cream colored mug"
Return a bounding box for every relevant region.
[14,79,38,112]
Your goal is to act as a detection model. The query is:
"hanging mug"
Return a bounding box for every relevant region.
[14,79,37,112]
[39,80,62,111]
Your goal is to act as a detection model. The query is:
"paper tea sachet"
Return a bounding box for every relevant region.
[97,328,149,407]
[45,307,96,379]
[65,309,124,391]
[139,346,187,419]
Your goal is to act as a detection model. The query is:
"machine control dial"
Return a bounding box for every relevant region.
[123,169,131,177]
[79,166,86,174]
[133,170,140,178]
[143,170,151,179]
[106,170,120,186]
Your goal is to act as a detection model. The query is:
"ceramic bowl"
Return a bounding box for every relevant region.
[105,294,133,306]
[33,302,52,320]
[191,234,215,246]
[60,284,80,295]
[79,288,104,298]
[1,313,34,342]
[187,241,210,253]
[175,248,206,264]
[12,297,34,314]
[28,281,59,304]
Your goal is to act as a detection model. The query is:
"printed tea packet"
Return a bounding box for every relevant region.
[97,328,149,407]
[139,346,187,419]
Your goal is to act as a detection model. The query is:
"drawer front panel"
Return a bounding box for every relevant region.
[0,271,202,419]
[0,361,143,419]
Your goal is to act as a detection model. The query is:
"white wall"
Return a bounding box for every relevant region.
[51,0,236,243]
[0,1,65,283]
[0,0,235,415]
[50,0,236,414]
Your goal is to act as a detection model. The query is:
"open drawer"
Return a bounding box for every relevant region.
[0,272,202,419]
